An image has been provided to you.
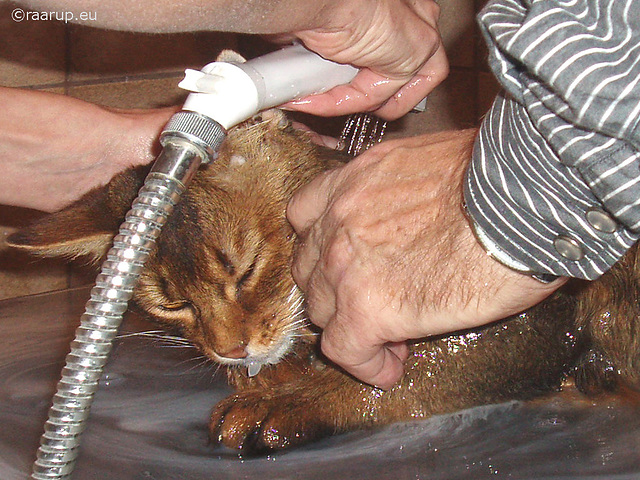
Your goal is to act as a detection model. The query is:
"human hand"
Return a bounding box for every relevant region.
[280,0,449,120]
[0,87,174,212]
[287,129,565,389]
[15,0,445,122]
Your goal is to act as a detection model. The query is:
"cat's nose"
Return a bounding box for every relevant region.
[219,345,248,359]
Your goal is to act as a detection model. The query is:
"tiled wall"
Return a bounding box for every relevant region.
[0,0,500,300]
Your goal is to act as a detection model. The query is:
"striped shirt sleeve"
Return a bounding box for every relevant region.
[464,0,640,280]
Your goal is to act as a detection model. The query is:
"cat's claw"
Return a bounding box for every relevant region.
[209,389,334,453]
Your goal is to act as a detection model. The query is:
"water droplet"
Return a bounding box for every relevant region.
[247,361,262,377]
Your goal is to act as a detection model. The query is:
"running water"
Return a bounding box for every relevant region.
[1,287,639,480]
[337,113,387,156]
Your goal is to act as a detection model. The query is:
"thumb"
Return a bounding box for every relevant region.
[320,322,408,390]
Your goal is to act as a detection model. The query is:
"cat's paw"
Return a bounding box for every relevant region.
[209,389,334,452]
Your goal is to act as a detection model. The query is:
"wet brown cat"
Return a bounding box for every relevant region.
[8,111,640,453]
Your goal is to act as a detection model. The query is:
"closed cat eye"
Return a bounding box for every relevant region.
[236,261,257,290]
[159,301,193,312]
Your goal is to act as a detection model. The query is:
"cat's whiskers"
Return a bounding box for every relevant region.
[116,330,223,381]
[286,285,304,309]
[117,329,166,339]
[283,317,311,333]
[283,286,309,331]
[173,353,209,368]
[172,354,225,383]
[179,355,215,372]
[117,330,197,349]
[282,317,310,335]
[280,286,318,347]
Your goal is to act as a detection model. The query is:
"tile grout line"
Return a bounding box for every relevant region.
[63,24,71,96]
[64,24,72,288]
[22,70,187,92]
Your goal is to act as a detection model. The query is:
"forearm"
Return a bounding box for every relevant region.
[0,87,174,212]
[16,0,350,33]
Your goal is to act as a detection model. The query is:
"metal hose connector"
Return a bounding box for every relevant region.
[31,112,226,479]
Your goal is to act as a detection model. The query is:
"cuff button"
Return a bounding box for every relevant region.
[554,235,584,261]
[586,208,617,233]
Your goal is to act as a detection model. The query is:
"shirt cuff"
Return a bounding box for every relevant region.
[464,94,638,280]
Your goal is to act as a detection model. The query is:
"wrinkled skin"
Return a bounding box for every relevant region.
[287,130,564,389]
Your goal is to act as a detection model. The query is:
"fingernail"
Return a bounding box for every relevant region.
[323,136,339,150]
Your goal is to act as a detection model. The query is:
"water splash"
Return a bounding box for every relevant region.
[337,113,387,156]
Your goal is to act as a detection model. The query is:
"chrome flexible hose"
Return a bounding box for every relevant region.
[29,45,361,478]
[31,113,225,479]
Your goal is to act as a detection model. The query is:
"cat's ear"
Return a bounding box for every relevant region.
[215,49,291,129]
[216,50,246,64]
[249,108,290,129]
[216,50,291,128]
[6,166,148,263]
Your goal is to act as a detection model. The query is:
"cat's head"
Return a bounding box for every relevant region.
[8,111,338,375]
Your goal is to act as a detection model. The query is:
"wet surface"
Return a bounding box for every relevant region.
[1,287,639,479]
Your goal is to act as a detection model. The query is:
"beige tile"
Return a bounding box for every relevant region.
[477,71,501,119]
[386,68,478,138]
[68,27,237,82]
[476,0,491,12]
[68,76,188,109]
[0,2,66,87]
[38,86,66,95]
[474,22,491,72]
[474,0,496,72]
[439,0,477,68]
[0,206,69,300]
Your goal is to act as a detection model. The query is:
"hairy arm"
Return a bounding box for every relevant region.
[0,87,175,212]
